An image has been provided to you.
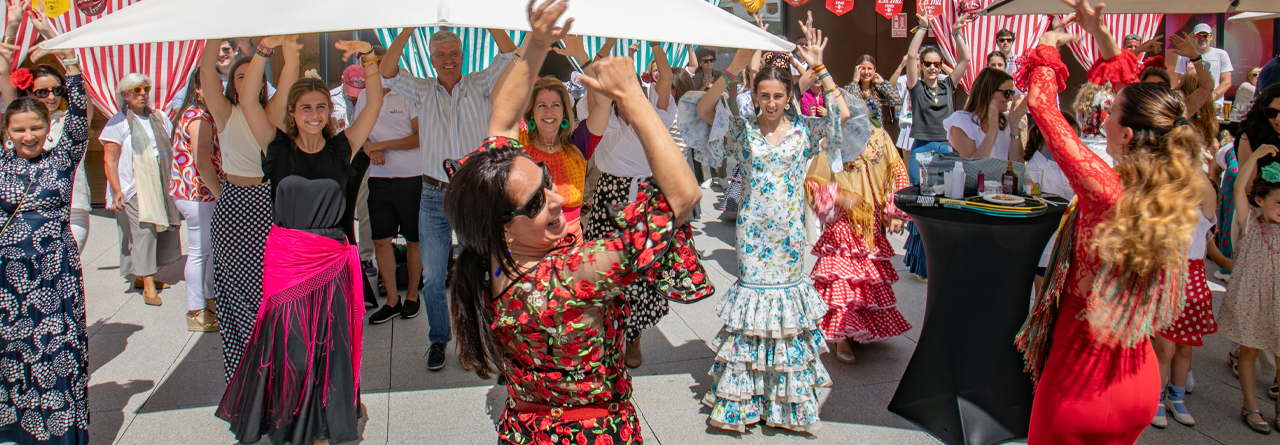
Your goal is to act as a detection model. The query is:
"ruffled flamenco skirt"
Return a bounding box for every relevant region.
[702,278,833,432]
[216,227,365,445]
[810,221,912,343]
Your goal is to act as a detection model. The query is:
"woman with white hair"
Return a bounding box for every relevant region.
[99,73,182,306]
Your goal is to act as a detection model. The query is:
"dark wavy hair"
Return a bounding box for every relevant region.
[1251,166,1280,205]
[752,65,794,105]
[171,67,208,139]
[670,67,695,104]
[223,56,269,107]
[442,146,530,379]
[1139,66,1171,86]
[964,68,1014,131]
[1240,84,1280,144]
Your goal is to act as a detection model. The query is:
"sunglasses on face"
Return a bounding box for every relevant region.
[33,86,66,98]
[131,86,152,94]
[1265,107,1280,120]
[507,162,554,221]
[997,38,1014,43]
[219,47,234,54]
[1195,32,1211,38]
[922,61,943,68]
[996,89,1016,98]
[701,58,716,64]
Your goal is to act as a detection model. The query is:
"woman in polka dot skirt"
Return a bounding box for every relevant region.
[804,129,913,364]
[1151,173,1219,428]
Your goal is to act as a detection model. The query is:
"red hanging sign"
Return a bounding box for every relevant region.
[826,0,854,16]
[876,0,902,20]
[784,0,810,6]
[917,0,944,19]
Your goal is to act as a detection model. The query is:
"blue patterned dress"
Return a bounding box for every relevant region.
[678,91,874,432]
[0,75,90,444]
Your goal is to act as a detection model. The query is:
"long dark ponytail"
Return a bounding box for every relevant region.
[442,146,527,379]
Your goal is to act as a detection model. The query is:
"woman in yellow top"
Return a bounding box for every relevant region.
[516,77,601,240]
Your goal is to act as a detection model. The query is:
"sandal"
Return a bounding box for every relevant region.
[1272,379,1279,400]
[1230,350,1240,377]
[186,309,219,332]
[133,278,170,290]
[1243,408,1271,434]
[624,336,642,369]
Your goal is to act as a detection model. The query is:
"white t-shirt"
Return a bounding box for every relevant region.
[354,90,421,178]
[98,112,172,205]
[595,93,677,179]
[1175,48,1233,108]
[943,111,1012,161]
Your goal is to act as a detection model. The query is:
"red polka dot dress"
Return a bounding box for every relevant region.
[1159,214,1218,347]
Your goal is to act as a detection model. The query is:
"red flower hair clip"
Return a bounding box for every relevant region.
[1142,56,1165,71]
[10,68,34,91]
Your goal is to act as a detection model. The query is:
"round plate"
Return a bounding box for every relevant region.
[983,194,1026,205]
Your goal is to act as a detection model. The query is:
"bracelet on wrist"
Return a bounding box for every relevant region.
[61,57,79,67]
[1189,55,1203,63]
[1,35,14,45]
[721,68,739,82]
[255,42,274,58]
[810,64,826,74]
[361,55,379,67]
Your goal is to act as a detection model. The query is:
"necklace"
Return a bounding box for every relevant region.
[924,82,941,104]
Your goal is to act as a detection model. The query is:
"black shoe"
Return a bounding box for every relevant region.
[362,260,378,278]
[426,342,447,371]
[400,298,420,319]
[368,303,400,325]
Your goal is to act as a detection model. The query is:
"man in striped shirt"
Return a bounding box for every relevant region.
[379,28,517,372]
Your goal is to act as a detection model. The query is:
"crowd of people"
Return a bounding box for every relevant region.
[1,0,1279,443]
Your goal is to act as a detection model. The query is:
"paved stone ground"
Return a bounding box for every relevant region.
[77,188,1276,444]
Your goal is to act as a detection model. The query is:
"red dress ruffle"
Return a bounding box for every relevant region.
[1015,45,1071,93]
[1085,50,1140,90]
[1158,259,1218,347]
[809,215,912,343]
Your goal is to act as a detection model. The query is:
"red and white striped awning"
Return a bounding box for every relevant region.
[13,1,200,116]
[1063,14,1162,71]
[928,0,1050,91]
[983,0,1279,15]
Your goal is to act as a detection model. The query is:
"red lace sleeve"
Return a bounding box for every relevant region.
[1025,47,1122,218]
[1016,45,1070,93]
[1086,50,1140,91]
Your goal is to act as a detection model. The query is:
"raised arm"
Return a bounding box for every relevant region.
[199,39,233,129]
[1,1,26,107]
[579,57,700,223]
[335,40,383,157]
[0,43,16,109]
[889,55,908,89]
[583,65,612,136]
[261,35,302,135]
[796,19,850,122]
[905,14,930,90]
[380,28,415,79]
[695,48,753,125]
[1173,33,1214,118]
[652,42,672,112]
[949,14,974,83]
[1026,31,1118,208]
[242,36,288,150]
[489,0,573,140]
[1235,143,1276,230]
[1067,0,1120,61]
[488,28,517,54]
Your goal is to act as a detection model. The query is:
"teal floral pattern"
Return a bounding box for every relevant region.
[491,184,713,444]
[676,91,879,433]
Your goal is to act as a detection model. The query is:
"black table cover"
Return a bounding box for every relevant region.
[888,187,1067,445]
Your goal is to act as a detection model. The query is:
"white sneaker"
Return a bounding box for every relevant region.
[1213,270,1231,282]
[700,179,713,189]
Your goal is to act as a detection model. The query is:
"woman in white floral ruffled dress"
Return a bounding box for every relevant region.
[678,19,875,433]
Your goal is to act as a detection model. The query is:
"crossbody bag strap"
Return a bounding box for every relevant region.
[0,177,35,235]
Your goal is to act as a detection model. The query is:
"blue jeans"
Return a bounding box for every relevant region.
[908,140,952,186]
[419,182,453,344]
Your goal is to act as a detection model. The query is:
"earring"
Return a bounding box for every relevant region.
[785,103,792,111]
[560,118,570,129]
[526,116,536,131]
[4,139,11,149]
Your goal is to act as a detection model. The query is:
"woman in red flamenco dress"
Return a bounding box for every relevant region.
[1015,1,1206,443]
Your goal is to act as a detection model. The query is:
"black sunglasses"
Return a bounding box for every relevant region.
[506,162,554,221]
[1265,108,1280,120]
[32,86,66,98]
[996,89,1016,98]
[997,38,1015,43]
[922,61,943,68]
[701,58,716,64]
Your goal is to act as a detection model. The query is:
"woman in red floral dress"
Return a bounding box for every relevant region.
[441,2,712,444]
[1015,1,1205,443]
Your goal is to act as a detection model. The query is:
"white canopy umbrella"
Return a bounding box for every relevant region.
[1229,12,1280,22]
[983,0,1280,15]
[43,0,793,51]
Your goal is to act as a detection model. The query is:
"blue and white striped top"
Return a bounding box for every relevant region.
[383,51,515,182]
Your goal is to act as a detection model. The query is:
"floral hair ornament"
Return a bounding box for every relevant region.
[1261,163,1280,184]
[303,69,322,80]
[10,68,33,91]
[443,136,525,180]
